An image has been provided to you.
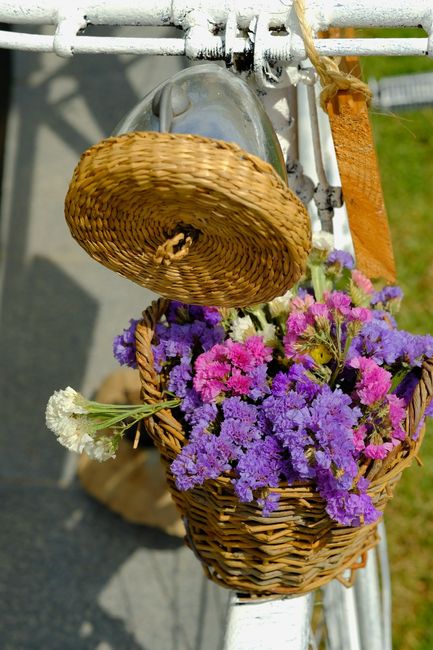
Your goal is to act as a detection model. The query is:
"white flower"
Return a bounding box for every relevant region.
[268,290,293,318]
[230,315,256,342]
[45,386,86,428]
[46,387,91,453]
[46,386,179,462]
[83,437,116,462]
[312,231,334,251]
[260,323,276,345]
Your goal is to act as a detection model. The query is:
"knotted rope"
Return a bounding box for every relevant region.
[293,0,373,110]
[153,232,193,266]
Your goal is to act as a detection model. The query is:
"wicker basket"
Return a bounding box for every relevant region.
[135,298,433,597]
[64,131,311,308]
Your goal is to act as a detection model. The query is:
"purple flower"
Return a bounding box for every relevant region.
[401,332,433,366]
[248,364,271,399]
[233,437,287,505]
[166,301,185,323]
[171,434,232,491]
[327,249,355,270]
[167,357,192,397]
[166,301,222,326]
[222,397,258,424]
[318,475,380,527]
[371,285,403,306]
[181,388,203,417]
[308,386,360,489]
[186,403,217,439]
[202,307,222,325]
[113,318,139,368]
[287,365,321,400]
[257,492,280,516]
[322,484,381,527]
[220,418,261,448]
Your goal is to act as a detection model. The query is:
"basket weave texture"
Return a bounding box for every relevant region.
[64,131,311,308]
[136,298,433,597]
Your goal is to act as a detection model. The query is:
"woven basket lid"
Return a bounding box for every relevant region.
[65,131,311,307]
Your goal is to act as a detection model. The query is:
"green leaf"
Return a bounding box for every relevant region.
[390,367,412,393]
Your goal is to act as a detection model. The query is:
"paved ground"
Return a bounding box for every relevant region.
[0,27,230,650]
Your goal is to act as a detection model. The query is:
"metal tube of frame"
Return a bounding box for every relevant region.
[0,32,430,58]
[377,521,393,650]
[322,579,362,650]
[0,0,432,29]
[1,0,433,58]
[223,593,314,650]
[0,31,188,55]
[353,550,384,650]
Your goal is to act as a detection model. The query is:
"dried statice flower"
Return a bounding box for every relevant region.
[113,318,140,368]
[327,249,355,270]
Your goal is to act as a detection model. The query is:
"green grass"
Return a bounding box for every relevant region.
[358,31,433,649]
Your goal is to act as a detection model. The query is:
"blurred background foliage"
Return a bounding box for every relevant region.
[361,27,433,650]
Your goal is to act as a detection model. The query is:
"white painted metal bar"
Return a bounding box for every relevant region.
[377,521,393,650]
[223,593,314,650]
[353,550,384,650]
[322,578,362,650]
[0,0,432,29]
[0,28,430,57]
[1,0,433,58]
[0,31,188,55]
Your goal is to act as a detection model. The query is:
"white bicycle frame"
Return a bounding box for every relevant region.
[0,1,424,647]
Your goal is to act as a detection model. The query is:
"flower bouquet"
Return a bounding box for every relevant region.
[46,240,433,596]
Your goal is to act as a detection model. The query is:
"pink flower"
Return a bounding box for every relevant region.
[193,359,231,401]
[226,341,256,373]
[387,393,406,441]
[195,344,228,368]
[350,357,392,406]
[194,346,231,401]
[193,336,271,402]
[290,294,315,312]
[226,369,252,396]
[364,442,393,460]
[309,303,329,320]
[325,291,352,316]
[352,270,374,295]
[210,344,230,363]
[244,336,273,365]
[348,307,373,323]
[285,312,309,345]
[284,312,309,357]
[198,379,226,402]
[353,425,367,452]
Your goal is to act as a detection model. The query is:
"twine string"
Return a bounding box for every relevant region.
[293,0,373,110]
[154,232,193,266]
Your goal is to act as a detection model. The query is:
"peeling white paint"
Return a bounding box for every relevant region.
[0,0,432,59]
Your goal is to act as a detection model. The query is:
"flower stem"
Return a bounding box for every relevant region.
[85,399,180,434]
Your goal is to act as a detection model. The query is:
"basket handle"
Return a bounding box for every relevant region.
[406,357,433,438]
[135,298,185,454]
